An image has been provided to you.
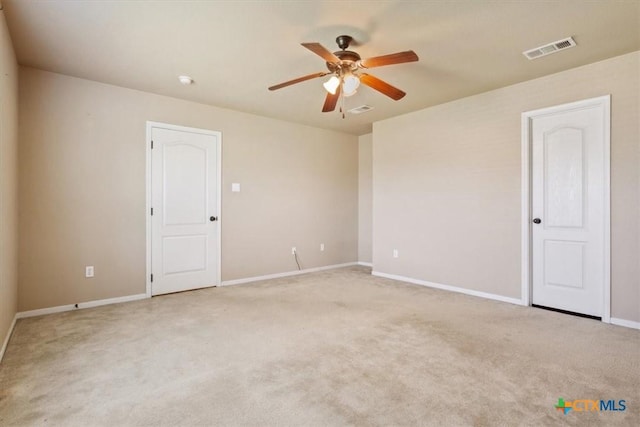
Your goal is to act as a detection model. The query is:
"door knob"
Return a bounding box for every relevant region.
[533,218,541,224]
[210,216,218,222]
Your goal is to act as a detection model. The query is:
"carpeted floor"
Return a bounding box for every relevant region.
[1,266,638,426]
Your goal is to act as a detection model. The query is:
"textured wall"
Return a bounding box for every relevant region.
[0,11,19,355]
[373,51,639,322]
[18,68,358,311]
[358,133,373,264]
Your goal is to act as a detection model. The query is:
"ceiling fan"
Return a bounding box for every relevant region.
[268,35,419,116]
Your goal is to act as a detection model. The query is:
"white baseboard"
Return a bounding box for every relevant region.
[372,271,525,306]
[0,314,17,363]
[221,262,358,287]
[610,317,640,330]
[357,262,373,267]
[16,293,149,319]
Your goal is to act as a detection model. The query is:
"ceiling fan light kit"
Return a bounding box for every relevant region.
[269,35,419,116]
[342,74,360,97]
[323,76,340,95]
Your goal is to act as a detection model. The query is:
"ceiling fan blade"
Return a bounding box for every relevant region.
[268,72,329,91]
[301,42,341,63]
[359,73,406,100]
[322,85,342,112]
[359,50,419,68]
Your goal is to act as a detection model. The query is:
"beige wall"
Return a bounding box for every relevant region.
[0,11,19,354]
[18,67,358,311]
[373,51,639,322]
[358,133,372,263]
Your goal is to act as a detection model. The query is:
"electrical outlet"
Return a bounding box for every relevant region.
[393,249,399,258]
[320,243,325,251]
[85,266,94,278]
[291,247,296,255]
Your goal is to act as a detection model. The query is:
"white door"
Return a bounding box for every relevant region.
[150,125,220,296]
[530,98,609,317]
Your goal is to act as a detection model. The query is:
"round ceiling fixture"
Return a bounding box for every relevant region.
[178,75,194,85]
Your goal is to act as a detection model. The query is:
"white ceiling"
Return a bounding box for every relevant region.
[3,0,639,135]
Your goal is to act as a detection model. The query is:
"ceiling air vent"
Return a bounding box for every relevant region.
[348,105,374,114]
[523,37,576,60]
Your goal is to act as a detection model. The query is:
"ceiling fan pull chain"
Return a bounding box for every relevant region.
[340,82,346,119]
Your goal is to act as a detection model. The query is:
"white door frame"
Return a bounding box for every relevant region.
[520,95,611,322]
[145,121,222,297]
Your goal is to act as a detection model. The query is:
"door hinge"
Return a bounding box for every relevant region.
[151,207,154,216]
[151,140,154,149]
[150,274,153,282]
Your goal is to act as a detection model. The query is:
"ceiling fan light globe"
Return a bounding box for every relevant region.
[323,76,340,94]
[342,75,360,96]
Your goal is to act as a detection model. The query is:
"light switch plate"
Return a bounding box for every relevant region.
[231,183,240,192]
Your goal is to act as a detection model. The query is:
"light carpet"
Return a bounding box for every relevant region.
[1,266,638,426]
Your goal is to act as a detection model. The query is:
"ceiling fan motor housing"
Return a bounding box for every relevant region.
[325,35,361,73]
[326,50,361,72]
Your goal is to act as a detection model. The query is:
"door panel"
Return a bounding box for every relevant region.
[151,126,220,296]
[531,103,606,317]
[163,144,207,225]
[162,235,208,275]
[543,240,584,289]
[544,128,584,228]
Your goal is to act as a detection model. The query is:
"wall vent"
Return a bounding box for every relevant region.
[523,37,576,60]
[348,105,374,114]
